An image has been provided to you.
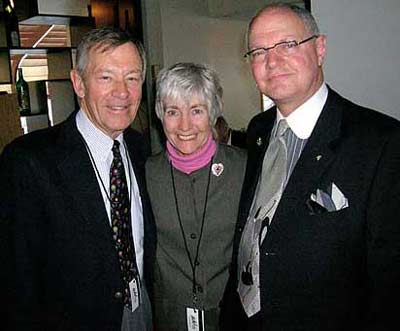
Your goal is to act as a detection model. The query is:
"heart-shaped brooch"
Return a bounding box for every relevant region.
[211,163,224,177]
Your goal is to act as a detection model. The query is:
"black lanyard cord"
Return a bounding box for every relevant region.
[170,158,213,303]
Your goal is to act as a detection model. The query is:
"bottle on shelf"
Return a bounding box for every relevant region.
[16,67,31,116]
[3,0,20,47]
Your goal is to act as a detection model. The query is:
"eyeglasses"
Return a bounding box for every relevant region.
[244,35,318,63]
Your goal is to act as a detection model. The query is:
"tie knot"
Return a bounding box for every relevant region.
[276,119,288,137]
[112,140,121,156]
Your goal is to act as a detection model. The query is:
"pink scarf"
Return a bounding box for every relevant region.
[167,135,217,174]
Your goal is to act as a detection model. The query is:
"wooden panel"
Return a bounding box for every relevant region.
[0,13,7,47]
[0,50,11,83]
[19,24,70,48]
[70,23,93,47]
[91,0,118,28]
[0,93,23,152]
[47,49,71,80]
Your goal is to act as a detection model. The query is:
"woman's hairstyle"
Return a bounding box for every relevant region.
[75,26,146,80]
[155,62,223,130]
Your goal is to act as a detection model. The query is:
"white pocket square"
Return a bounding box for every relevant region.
[310,182,349,212]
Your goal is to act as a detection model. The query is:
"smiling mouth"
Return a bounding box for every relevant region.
[270,73,286,79]
[269,72,292,80]
[108,105,129,111]
[177,134,196,141]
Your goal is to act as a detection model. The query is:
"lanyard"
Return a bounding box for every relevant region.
[82,138,133,205]
[169,159,213,306]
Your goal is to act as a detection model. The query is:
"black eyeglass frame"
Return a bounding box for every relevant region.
[244,35,319,59]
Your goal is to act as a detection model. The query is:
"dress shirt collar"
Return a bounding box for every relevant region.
[76,109,124,159]
[276,83,328,139]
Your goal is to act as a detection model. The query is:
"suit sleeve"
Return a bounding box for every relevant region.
[0,144,64,331]
[365,127,400,330]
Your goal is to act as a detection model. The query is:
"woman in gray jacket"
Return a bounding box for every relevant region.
[146,62,246,330]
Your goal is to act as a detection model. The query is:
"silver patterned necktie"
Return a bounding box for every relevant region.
[254,118,289,214]
[238,119,289,317]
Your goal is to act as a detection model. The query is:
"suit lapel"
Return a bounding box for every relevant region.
[123,130,146,199]
[123,130,156,282]
[239,109,276,222]
[284,88,343,202]
[55,115,117,259]
[266,89,344,244]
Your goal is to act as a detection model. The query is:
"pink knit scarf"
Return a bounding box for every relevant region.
[167,134,217,174]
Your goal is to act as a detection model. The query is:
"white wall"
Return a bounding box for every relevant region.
[312,0,400,119]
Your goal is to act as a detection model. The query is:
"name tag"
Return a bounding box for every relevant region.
[129,277,141,312]
[186,307,204,331]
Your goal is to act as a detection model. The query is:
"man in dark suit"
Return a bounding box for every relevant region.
[0,27,155,330]
[220,3,400,330]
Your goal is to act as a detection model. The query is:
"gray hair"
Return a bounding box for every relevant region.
[247,3,320,49]
[155,63,223,129]
[75,27,146,80]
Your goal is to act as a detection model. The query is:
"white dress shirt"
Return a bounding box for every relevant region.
[76,110,144,278]
[277,82,329,139]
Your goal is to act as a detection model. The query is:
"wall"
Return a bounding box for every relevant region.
[37,0,90,16]
[312,0,400,119]
[143,0,260,132]
[160,4,260,130]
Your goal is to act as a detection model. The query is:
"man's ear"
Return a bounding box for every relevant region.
[315,34,327,66]
[70,69,85,98]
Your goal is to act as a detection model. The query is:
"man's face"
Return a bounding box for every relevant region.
[248,8,326,115]
[71,42,143,139]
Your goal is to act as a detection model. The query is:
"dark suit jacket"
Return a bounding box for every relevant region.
[220,88,400,331]
[0,112,156,331]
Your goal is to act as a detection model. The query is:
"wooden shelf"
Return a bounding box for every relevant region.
[9,47,74,55]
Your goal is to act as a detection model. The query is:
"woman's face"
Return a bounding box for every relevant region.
[163,95,212,156]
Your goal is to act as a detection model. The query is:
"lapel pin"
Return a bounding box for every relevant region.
[212,163,224,177]
[256,137,262,146]
[316,155,322,161]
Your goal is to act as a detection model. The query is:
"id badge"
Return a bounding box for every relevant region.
[129,277,141,312]
[186,307,204,331]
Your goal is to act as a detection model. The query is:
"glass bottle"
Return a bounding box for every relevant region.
[3,0,20,47]
[16,68,31,116]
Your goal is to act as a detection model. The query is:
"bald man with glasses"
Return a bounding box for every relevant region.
[220,3,400,331]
